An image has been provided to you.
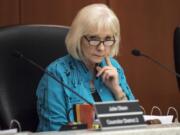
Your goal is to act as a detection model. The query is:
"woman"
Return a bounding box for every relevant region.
[36,3,135,131]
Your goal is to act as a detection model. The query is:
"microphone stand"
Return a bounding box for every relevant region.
[131,49,180,78]
[12,50,92,131]
[12,50,93,105]
[142,54,180,78]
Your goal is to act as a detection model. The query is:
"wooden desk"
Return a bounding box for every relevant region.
[16,123,180,135]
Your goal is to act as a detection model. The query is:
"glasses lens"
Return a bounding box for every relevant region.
[89,40,100,46]
[104,40,114,46]
[84,35,115,46]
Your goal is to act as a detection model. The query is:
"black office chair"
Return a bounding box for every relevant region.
[0,25,69,132]
[174,26,180,90]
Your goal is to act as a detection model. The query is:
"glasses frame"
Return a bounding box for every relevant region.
[83,35,116,47]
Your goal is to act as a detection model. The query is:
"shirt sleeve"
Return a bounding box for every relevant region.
[36,64,68,131]
[110,58,135,100]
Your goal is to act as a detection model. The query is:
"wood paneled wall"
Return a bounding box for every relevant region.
[110,0,180,115]
[0,0,19,26]
[0,0,180,117]
[20,0,107,25]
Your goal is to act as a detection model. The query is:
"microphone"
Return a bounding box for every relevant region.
[12,50,93,130]
[12,50,92,105]
[131,49,180,78]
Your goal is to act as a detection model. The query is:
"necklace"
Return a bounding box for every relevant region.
[90,80,96,93]
[89,80,102,102]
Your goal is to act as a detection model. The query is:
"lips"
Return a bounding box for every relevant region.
[94,54,104,57]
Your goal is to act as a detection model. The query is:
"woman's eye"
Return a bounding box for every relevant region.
[89,36,99,41]
[105,36,113,40]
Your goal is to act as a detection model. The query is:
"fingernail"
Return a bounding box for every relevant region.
[96,71,101,77]
[96,66,100,70]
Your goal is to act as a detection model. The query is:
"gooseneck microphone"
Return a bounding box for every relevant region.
[12,50,93,105]
[131,49,180,78]
[12,50,92,130]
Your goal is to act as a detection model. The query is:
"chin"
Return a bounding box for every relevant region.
[92,58,103,64]
[87,55,104,64]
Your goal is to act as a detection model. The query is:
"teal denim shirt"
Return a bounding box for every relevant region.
[36,55,135,131]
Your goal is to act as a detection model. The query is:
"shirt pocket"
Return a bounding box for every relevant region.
[67,83,88,105]
[65,81,92,106]
[69,95,82,105]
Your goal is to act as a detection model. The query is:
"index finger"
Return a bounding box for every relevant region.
[105,56,112,66]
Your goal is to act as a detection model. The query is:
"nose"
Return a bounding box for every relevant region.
[96,42,105,51]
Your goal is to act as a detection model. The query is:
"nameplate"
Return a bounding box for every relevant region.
[95,100,141,114]
[94,100,146,130]
[99,114,145,128]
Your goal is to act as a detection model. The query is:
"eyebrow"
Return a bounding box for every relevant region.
[88,35,113,39]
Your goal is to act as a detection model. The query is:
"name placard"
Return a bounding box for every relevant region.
[94,100,146,130]
[95,101,141,114]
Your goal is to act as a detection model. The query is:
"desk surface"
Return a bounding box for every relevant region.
[17,123,180,135]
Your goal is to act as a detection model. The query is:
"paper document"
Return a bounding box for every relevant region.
[0,128,17,134]
[143,115,173,124]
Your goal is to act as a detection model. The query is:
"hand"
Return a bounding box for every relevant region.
[96,56,120,94]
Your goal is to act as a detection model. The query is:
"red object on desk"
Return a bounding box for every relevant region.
[74,104,94,129]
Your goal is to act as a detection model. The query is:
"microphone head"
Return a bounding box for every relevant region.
[12,50,23,59]
[131,49,142,56]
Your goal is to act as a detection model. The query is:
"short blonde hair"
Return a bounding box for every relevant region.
[65,4,120,60]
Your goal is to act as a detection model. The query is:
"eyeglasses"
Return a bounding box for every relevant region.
[83,35,116,46]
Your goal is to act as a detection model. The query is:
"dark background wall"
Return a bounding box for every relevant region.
[0,0,180,117]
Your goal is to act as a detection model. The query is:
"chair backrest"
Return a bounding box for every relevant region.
[174,26,180,90]
[0,25,69,131]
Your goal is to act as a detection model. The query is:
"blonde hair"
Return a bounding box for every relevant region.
[65,4,120,60]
